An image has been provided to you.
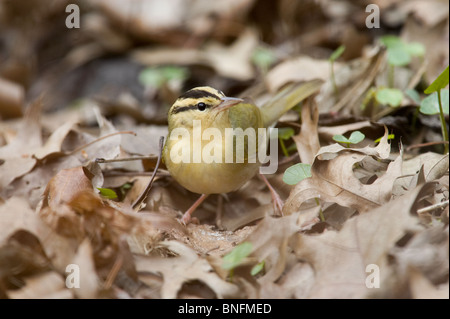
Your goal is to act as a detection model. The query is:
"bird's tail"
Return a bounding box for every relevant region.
[261,79,323,127]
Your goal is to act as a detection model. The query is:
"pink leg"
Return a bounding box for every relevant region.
[259,174,284,216]
[180,194,209,225]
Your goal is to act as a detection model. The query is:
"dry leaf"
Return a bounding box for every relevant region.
[0,100,42,190]
[245,213,300,284]
[135,241,241,298]
[42,166,94,210]
[265,56,333,92]
[0,76,23,119]
[292,98,320,165]
[0,197,76,272]
[292,183,430,298]
[7,271,72,299]
[284,130,402,215]
[33,119,78,160]
[409,268,449,299]
[71,239,99,299]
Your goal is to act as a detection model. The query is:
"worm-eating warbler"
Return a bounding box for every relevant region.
[163,81,322,223]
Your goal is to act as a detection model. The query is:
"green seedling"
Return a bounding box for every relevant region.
[283,163,312,185]
[420,66,449,154]
[139,66,189,88]
[405,89,421,104]
[252,46,277,74]
[329,45,346,98]
[283,163,324,220]
[375,88,403,107]
[333,131,365,147]
[97,187,118,200]
[278,127,295,157]
[380,35,425,87]
[251,261,265,276]
[374,134,395,144]
[222,242,253,280]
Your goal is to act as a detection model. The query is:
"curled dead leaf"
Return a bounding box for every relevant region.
[284,129,402,215]
[292,183,431,298]
[41,166,94,210]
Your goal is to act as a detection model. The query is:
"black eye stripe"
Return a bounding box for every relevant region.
[178,89,221,100]
[171,103,212,114]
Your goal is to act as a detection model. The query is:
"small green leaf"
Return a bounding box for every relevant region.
[333,134,350,144]
[121,183,132,190]
[252,47,276,72]
[278,127,295,140]
[283,163,312,185]
[404,42,425,57]
[348,131,365,144]
[286,143,298,153]
[376,88,404,107]
[374,134,395,144]
[139,66,188,88]
[222,242,253,270]
[387,46,411,66]
[420,89,449,115]
[405,89,421,104]
[333,131,365,145]
[380,35,402,48]
[161,66,189,81]
[380,36,424,66]
[424,66,449,94]
[329,45,346,62]
[251,261,265,276]
[97,187,118,199]
[139,67,164,87]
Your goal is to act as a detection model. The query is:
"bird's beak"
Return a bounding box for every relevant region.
[216,97,244,112]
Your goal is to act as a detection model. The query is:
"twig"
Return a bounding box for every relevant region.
[132,136,165,210]
[67,131,136,156]
[96,155,157,163]
[417,200,449,214]
[406,141,449,151]
[103,254,123,290]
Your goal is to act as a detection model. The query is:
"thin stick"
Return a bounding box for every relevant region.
[437,90,449,154]
[406,141,449,151]
[96,155,157,164]
[103,254,123,290]
[102,170,170,177]
[132,136,165,210]
[417,200,449,214]
[67,131,136,156]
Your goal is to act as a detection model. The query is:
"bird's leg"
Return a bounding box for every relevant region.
[180,194,210,224]
[259,174,284,216]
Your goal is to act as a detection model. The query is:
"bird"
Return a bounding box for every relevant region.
[163,80,323,224]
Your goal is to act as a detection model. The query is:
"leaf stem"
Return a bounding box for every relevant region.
[388,64,395,88]
[279,139,289,157]
[437,90,449,154]
[314,197,325,221]
[330,61,338,99]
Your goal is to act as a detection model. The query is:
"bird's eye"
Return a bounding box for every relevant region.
[197,102,207,111]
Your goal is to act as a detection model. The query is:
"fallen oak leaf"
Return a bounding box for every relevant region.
[292,97,320,165]
[134,240,241,299]
[0,197,77,273]
[283,129,401,215]
[291,183,431,298]
[0,100,43,190]
[70,239,99,299]
[6,271,72,299]
[42,166,94,210]
[33,119,78,160]
[245,213,300,285]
